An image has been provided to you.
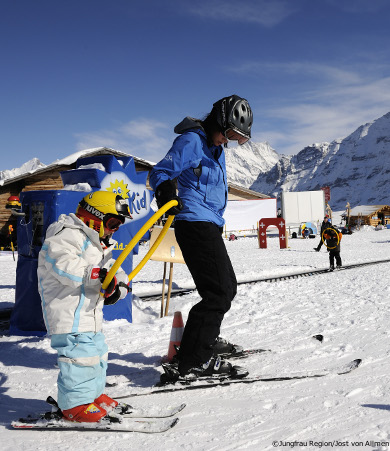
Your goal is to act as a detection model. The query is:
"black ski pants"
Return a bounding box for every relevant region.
[174,220,237,373]
[329,250,342,268]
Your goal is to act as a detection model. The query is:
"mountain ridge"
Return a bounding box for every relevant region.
[3,112,390,211]
[226,111,390,210]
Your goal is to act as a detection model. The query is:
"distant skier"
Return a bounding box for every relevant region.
[314,215,330,251]
[323,225,342,270]
[37,191,131,422]
[150,95,253,381]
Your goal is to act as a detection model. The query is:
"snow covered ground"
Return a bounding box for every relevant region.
[1,226,390,451]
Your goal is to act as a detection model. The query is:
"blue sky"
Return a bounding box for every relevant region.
[2,0,390,170]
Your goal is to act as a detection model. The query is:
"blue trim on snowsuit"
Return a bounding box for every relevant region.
[41,243,83,283]
[51,332,108,410]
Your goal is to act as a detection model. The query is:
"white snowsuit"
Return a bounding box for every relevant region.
[37,213,129,409]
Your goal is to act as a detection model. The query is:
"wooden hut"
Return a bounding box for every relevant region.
[348,205,390,227]
[0,148,153,248]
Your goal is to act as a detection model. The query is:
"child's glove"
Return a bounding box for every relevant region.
[91,267,116,295]
[90,267,130,304]
[104,282,131,305]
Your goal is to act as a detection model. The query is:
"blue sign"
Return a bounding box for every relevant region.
[10,154,154,336]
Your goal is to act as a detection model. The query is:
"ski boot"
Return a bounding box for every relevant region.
[159,354,248,385]
[95,393,137,417]
[212,336,244,358]
[172,337,244,360]
[95,393,118,409]
[62,402,107,422]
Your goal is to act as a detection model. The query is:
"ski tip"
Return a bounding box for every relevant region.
[348,358,362,368]
[170,417,179,429]
[312,334,324,342]
[177,403,186,413]
[337,358,362,375]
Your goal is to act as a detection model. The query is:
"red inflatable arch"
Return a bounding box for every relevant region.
[258,218,287,249]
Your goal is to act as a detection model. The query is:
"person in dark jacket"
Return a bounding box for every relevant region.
[149,95,253,380]
[314,215,330,251]
[323,225,342,270]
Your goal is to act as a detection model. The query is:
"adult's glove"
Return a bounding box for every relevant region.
[154,180,183,216]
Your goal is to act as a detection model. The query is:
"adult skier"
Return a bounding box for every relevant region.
[37,191,131,422]
[149,94,253,380]
[314,215,330,251]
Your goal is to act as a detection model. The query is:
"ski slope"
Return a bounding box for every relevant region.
[1,226,390,450]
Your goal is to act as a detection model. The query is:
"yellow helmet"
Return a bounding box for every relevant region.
[76,191,131,237]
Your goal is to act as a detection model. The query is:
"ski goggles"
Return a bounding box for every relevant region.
[104,215,125,232]
[224,128,250,145]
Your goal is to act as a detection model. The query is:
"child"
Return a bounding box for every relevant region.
[37,191,131,422]
[323,225,342,270]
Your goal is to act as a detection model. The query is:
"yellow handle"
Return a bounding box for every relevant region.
[321,227,340,249]
[126,215,174,282]
[101,199,178,293]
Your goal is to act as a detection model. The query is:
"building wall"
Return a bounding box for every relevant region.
[0,166,72,247]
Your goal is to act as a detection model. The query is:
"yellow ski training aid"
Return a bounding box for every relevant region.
[101,199,179,294]
[321,227,341,250]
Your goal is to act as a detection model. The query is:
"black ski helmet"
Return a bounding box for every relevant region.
[213,95,253,141]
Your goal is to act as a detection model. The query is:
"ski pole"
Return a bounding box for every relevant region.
[101,199,178,295]
[8,225,15,261]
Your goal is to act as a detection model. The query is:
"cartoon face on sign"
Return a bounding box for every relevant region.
[106,179,130,199]
[101,171,151,221]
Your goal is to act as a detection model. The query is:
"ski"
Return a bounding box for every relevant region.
[11,414,179,433]
[110,402,186,418]
[219,347,270,360]
[115,358,362,397]
[218,337,323,360]
[173,335,323,362]
[45,396,185,419]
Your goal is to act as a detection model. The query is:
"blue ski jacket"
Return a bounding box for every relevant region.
[149,117,228,227]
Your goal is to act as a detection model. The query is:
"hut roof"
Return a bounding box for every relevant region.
[349,205,390,217]
[228,182,270,199]
[0,147,154,187]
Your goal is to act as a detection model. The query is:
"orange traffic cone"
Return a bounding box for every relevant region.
[163,311,184,363]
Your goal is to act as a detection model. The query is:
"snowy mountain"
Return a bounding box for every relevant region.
[3,112,390,210]
[0,157,46,184]
[224,141,279,187]
[227,111,390,210]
